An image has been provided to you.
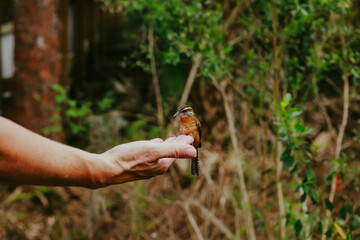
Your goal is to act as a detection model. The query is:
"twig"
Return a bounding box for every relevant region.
[321,72,350,240]
[275,142,286,240]
[231,194,242,240]
[321,27,351,239]
[295,175,311,240]
[148,21,164,136]
[192,200,234,239]
[179,53,202,107]
[312,76,337,140]
[182,202,205,240]
[271,6,286,239]
[213,78,256,240]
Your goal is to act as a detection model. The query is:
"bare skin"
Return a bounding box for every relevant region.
[0,117,196,189]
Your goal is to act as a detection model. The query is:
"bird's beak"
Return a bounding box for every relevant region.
[173,111,179,118]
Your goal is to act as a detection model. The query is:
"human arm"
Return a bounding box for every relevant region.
[0,117,196,189]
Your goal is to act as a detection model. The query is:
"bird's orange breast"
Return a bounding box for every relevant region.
[180,117,201,149]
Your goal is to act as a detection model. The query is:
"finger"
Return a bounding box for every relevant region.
[158,157,176,169]
[151,142,197,159]
[163,136,177,143]
[164,136,177,142]
[172,135,194,144]
[151,138,164,143]
[157,158,175,173]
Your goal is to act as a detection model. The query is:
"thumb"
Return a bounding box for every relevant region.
[154,142,197,159]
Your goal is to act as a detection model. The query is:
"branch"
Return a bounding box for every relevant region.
[182,202,205,240]
[322,72,350,240]
[148,22,164,135]
[192,200,234,239]
[271,6,286,239]
[312,76,337,140]
[179,53,202,106]
[213,78,256,240]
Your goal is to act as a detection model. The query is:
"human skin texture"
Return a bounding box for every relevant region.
[0,117,196,189]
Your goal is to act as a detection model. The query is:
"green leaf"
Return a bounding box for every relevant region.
[281,146,294,170]
[340,203,347,220]
[317,221,323,234]
[310,189,319,204]
[351,215,360,230]
[281,93,292,108]
[290,164,298,175]
[346,229,352,240]
[300,192,306,202]
[289,111,302,119]
[55,94,66,103]
[42,127,50,136]
[347,201,353,214]
[326,223,333,238]
[51,84,65,93]
[294,219,302,236]
[306,169,316,182]
[325,198,333,211]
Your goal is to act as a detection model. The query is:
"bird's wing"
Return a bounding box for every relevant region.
[196,120,202,148]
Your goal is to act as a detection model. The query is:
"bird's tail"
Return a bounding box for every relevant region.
[191,151,199,176]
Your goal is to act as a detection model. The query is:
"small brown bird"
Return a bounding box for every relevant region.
[173,105,202,175]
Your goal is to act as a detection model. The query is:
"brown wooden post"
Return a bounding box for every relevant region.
[72,0,85,96]
[0,0,3,113]
[9,0,64,141]
[59,0,69,88]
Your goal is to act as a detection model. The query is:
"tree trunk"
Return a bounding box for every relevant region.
[9,0,64,142]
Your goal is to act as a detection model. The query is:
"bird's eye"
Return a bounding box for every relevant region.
[181,110,186,113]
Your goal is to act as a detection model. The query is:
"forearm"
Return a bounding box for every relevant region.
[0,117,105,188]
[0,117,196,189]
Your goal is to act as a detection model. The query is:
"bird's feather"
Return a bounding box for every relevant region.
[196,120,202,148]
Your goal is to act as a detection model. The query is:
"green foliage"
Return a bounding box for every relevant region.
[53,84,92,118]
[274,93,313,171]
[126,119,160,141]
[42,84,92,138]
[4,0,360,239]
[106,0,232,83]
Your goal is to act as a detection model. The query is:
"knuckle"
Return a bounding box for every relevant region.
[145,149,161,161]
[174,146,182,158]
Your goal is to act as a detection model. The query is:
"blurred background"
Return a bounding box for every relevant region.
[1,0,360,239]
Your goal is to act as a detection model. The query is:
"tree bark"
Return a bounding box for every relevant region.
[9,0,64,141]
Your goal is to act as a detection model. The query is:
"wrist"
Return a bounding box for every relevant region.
[86,152,125,189]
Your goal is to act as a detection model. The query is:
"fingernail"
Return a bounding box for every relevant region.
[185,148,196,158]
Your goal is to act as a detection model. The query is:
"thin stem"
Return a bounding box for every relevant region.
[213,79,256,240]
[183,202,205,240]
[192,200,234,239]
[321,73,350,240]
[271,5,286,239]
[312,76,337,140]
[148,22,164,136]
[321,28,351,239]
[275,141,286,240]
[179,53,202,107]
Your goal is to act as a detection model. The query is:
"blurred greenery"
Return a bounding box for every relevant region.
[1,0,360,239]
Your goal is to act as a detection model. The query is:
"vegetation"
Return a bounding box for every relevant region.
[1,0,360,239]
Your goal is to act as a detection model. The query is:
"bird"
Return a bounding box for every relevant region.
[173,105,202,175]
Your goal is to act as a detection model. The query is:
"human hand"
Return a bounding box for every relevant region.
[94,135,196,187]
